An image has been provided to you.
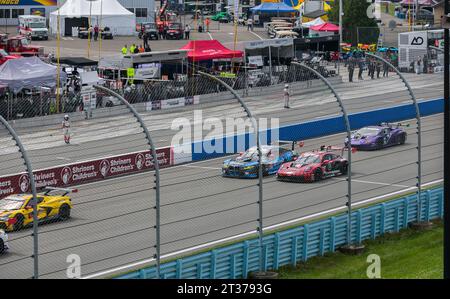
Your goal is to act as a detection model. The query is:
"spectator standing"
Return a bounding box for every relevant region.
[383,60,389,77]
[357,57,364,80]
[283,84,290,108]
[185,24,191,39]
[414,56,422,74]
[143,31,149,49]
[348,56,355,82]
[247,18,253,31]
[121,44,128,55]
[205,18,211,32]
[94,24,99,41]
[376,60,381,78]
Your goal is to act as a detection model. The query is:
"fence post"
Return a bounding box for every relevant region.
[242,241,250,278]
[329,217,336,252]
[210,250,217,279]
[380,203,386,235]
[319,227,325,256]
[273,233,280,270]
[403,197,410,228]
[292,236,299,266]
[302,224,309,262]
[230,254,236,279]
[371,213,377,239]
[176,259,183,279]
[93,85,161,278]
[197,263,203,279]
[394,208,400,232]
[0,116,39,279]
[425,190,431,222]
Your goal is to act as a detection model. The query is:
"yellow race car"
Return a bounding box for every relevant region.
[0,187,75,232]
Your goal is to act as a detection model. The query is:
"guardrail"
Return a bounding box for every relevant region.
[115,185,443,279]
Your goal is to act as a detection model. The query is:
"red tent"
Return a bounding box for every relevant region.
[310,23,340,32]
[180,40,243,62]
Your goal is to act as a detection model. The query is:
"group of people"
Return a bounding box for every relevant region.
[346,54,390,83]
[121,43,150,55]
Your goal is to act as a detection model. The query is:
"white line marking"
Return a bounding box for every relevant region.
[81,178,443,279]
[249,31,263,40]
[333,178,409,188]
[181,165,221,170]
[207,31,213,40]
[56,157,72,161]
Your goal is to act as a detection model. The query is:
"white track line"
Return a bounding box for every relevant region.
[333,178,410,188]
[81,178,443,279]
[181,165,221,170]
[249,30,263,40]
[207,31,213,40]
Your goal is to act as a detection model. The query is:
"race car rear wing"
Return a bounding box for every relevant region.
[42,187,78,196]
[271,140,304,150]
[379,122,411,129]
[318,145,357,156]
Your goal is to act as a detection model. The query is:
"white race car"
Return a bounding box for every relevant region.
[0,229,9,253]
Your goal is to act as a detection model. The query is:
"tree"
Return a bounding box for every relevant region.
[329,0,380,45]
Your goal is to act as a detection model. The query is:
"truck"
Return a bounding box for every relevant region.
[18,15,48,40]
[0,34,44,57]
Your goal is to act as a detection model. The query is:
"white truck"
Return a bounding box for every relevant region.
[18,15,48,40]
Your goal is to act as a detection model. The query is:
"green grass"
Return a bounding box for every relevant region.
[278,220,443,279]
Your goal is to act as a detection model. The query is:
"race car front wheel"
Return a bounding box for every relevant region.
[340,163,348,175]
[58,204,71,220]
[13,214,24,231]
[314,169,323,182]
[398,134,406,145]
[0,239,4,254]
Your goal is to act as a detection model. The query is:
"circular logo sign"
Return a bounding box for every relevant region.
[61,167,72,185]
[135,153,145,170]
[100,160,110,177]
[19,174,30,193]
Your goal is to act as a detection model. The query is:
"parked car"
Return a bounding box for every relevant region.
[166,23,184,40]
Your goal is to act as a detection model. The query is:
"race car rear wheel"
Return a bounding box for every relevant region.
[58,204,71,220]
[398,134,406,145]
[314,169,323,182]
[340,163,348,175]
[13,214,24,231]
[0,239,4,254]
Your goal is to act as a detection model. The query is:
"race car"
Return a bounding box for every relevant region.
[222,142,299,178]
[0,187,75,232]
[346,123,408,150]
[0,229,8,253]
[277,146,349,183]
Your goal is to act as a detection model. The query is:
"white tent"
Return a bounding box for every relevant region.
[301,17,325,28]
[49,0,136,36]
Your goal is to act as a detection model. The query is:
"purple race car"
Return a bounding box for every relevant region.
[345,123,408,150]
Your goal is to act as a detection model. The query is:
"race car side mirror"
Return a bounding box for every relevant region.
[293,156,298,161]
[322,160,330,165]
[25,205,33,210]
[239,152,244,156]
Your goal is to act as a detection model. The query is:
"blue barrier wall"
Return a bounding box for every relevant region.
[116,185,443,279]
[191,98,443,161]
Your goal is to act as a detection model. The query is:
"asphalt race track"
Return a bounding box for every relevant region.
[0,113,443,279]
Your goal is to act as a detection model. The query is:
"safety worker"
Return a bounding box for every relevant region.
[129,44,136,54]
[205,17,211,32]
[348,56,355,82]
[283,84,290,109]
[62,114,71,144]
[121,44,128,55]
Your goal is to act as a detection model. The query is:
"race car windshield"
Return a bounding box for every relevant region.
[0,198,25,210]
[294,154,320,165]
[241,148,271,160]
[355,127,380,136]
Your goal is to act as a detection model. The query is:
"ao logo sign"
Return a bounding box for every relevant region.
[411,36,424,46]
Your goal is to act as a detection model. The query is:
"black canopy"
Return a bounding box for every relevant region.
[52,57,98,67]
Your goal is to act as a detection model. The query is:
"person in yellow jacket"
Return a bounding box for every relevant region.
[121,45,128,55]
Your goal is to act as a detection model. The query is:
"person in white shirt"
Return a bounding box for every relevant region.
[62,114,71,144]
[247,18,253,31]
[284,84,290,108]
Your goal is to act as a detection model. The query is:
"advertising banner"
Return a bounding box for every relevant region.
[0,147,172,199]
[0,0,56,5]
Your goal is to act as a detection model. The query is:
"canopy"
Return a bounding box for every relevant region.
[180,40,243,62]
[250,2,297,13]
[49,0,135,36]
[53,57,98,67]
[0,56,67,94]
[310,22,340,32]
[301,17,325,28]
